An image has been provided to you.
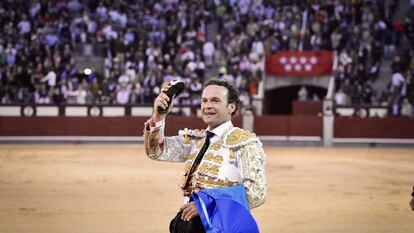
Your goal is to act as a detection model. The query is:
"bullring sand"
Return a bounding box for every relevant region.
[0,144,413,232]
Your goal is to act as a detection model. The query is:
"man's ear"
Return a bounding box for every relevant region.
[228,103,236,114]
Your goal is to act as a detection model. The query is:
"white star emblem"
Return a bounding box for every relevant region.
[285,64,292,71]
[279,56,287,64]
[300,57,307,64]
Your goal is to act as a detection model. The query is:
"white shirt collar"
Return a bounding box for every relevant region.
[207,121,233,139]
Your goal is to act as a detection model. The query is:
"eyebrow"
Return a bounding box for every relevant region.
[202,97,221,101]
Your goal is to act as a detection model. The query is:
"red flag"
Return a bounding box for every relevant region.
[265,51,333,77]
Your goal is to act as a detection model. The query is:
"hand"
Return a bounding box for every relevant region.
[152,85,174,122]
[180,201,199,221]
[410,196,414,211]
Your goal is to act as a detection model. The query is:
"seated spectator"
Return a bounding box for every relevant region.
[298,86,308,101]
[401,98,413,117]
[335,88,350,106]
[116,85,130,104]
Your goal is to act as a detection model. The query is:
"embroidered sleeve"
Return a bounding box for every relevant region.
[143,119,191,162]
[238,140,267,209]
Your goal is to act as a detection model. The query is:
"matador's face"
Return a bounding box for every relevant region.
[201,85,235,130]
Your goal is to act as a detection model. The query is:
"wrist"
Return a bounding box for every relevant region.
[152,112,166,123]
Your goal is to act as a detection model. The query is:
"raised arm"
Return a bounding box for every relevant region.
[143,84,190,162]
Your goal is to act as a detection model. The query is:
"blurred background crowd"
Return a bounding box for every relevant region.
[0,0,413,116]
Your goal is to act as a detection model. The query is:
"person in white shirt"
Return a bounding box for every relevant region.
[17,15,31,35]
[202,41,215,67]
[116,85,130,104]
[391,71,405,94]
[76,86,87,104]
[41,70,57,89]
[335,88,350,105]
[298,86,308,101]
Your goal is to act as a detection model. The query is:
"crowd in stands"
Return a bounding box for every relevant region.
[326,0,414,117]
[0,0,413,117]
[0,0,267,113]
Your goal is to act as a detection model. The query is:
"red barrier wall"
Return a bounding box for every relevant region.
[1,117,148,136]
[2,116,414,139]
[289,115,323,136]
[254,115,322,136]
[0,116,243,136]
[253,115,288,135]
[334,117,414,138]
[292,101,322,115]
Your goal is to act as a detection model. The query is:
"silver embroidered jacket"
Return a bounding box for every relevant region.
[144,120,266,209]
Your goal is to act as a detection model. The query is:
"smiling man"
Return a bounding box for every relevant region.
[143,79,266,233]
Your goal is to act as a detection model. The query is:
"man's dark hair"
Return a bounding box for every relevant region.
[203,79,240,116]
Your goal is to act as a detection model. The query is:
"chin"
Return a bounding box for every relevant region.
[202,119,215,128]
[202,117,209,124]
[203,119,213,125]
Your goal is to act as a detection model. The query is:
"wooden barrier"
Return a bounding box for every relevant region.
[254,115,322,137]
[334,117,414,138]
[0,117,148,136]
[1,115,414,139]
[0,116,243,137]
[292,101,322,116]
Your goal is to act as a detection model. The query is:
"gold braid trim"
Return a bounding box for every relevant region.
[192,176,241,193]
[178,128,206,144]
[224,127,260,149]
[179,136,206,191]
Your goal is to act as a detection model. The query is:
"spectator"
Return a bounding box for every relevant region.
[298,86,308,101]
[335,88,350,105]
[116,85,130,104]
[66,85,78,104]
[401,98,413,117]
[77,86,87,104]
[391,70,405,96]
[202,41,215,67]
[52,87,64,104]
[41,70,57,93]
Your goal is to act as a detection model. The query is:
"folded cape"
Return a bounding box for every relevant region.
[192,185,259,233]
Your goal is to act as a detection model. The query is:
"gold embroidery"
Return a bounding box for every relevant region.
[183,135,190,144]
[229,150,236,160]
[188,152,197,160]
[226,128,256,146]
[198,163,220,176]
[209,143,221,151]
[204,153,223,164]
[196,138,205,148]
[180,166,192,189]
[179,129,206,145]
[192,175,240,191]
[180,161,193,181]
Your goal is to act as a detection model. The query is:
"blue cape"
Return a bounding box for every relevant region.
[192,185,259,233]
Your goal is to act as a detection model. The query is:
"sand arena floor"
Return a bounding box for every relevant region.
[0,144,413,233]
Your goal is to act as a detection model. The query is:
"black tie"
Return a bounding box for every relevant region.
[184,131,215,189]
